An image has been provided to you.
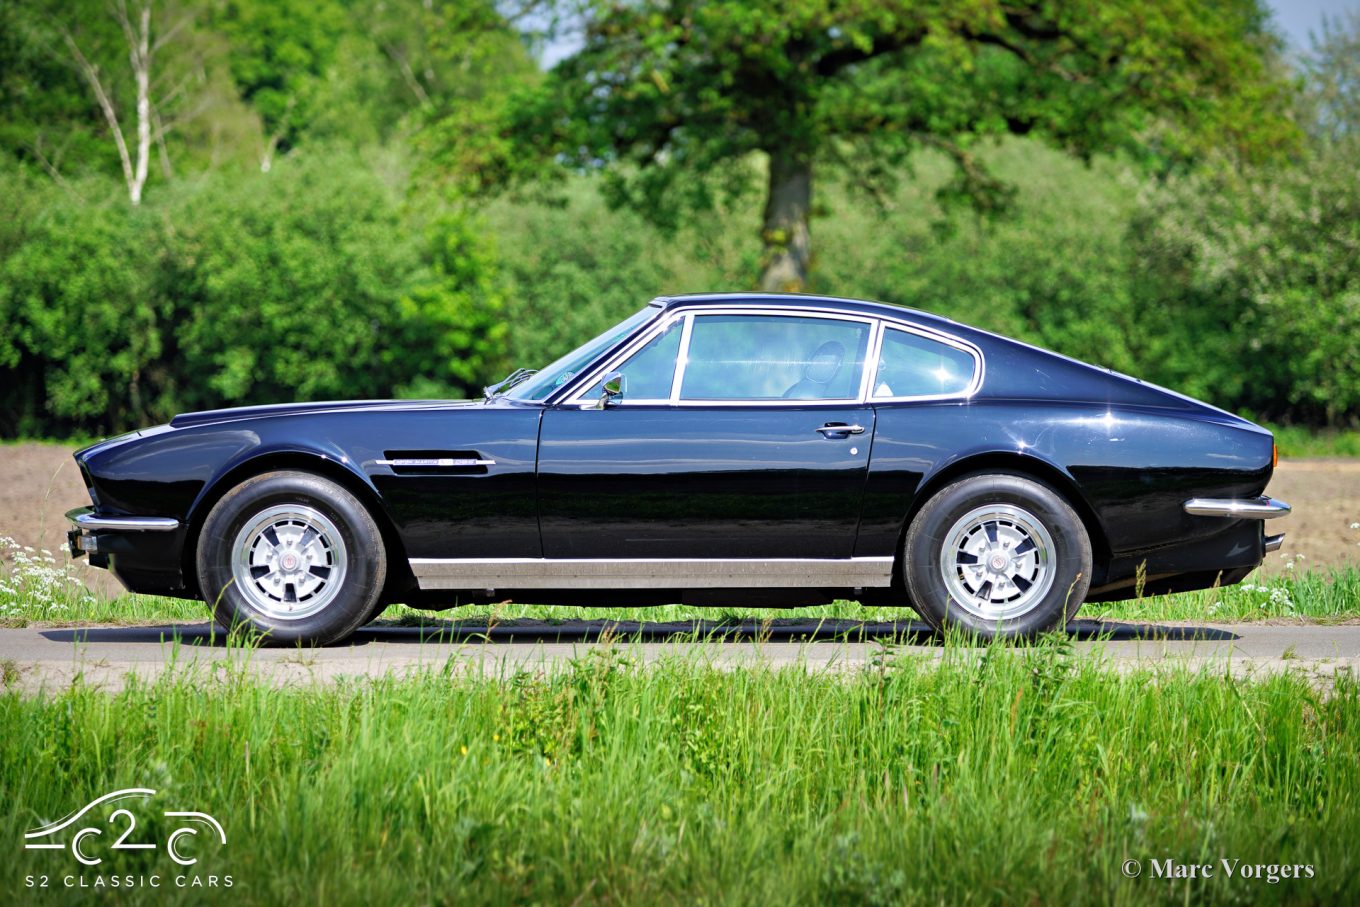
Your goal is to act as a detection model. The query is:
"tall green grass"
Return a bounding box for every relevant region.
[1267,423,1360,458]
[1093,566,1360,623]
[2,646,1357,905]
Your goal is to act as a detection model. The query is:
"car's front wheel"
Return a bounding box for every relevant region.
[196,470,386,646]
[903,473,1092,639]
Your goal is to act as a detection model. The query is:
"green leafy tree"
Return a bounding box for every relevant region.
[0,2,112,180]
[0,155,514,436]
[353,0,540,112]
[1298,10,1360,145]
[1129,149,1360,427]
[212,0,349,171]
[3,0,223,203]
[484,0,1294,291]
[1127,13,1360,428]
[0,184,166,434]
[388,214,511,398]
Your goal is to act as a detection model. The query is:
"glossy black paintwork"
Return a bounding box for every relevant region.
[75,400,542,596]
[71,293,1277,605]
[856,400,1272,594]
[538,406,873,558]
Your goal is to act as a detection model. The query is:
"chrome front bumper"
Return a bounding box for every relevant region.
[1182,496,1292,519]
[65,506,180,556]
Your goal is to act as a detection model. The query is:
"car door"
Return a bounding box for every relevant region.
[537,309,877,560]
[363,403,544,559]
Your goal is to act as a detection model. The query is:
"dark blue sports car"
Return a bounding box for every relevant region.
[67,293,1291,644]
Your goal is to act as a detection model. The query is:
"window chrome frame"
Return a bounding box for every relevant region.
[561,309,691,407]
[867,322,986,403]
[553,302,984,408]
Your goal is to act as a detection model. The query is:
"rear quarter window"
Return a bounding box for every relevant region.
[873,328,977,398]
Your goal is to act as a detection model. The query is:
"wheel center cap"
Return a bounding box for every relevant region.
[988,552,1008,572]
[281,553,299,572]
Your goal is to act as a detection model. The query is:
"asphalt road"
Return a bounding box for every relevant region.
[1,619,1357,692]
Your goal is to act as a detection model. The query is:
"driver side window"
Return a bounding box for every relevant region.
[679,314,871,401]
[584,317,684,401]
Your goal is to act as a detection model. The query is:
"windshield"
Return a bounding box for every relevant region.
[503,306,660,401]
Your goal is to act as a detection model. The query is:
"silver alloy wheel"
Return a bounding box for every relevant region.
[940,503,1056,621]
[230,504,348,620]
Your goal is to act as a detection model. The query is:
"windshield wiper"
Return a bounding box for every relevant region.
[483,367,538,401]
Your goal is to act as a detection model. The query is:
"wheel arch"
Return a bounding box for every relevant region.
[893,451,1111,583]
[182,451,414,600]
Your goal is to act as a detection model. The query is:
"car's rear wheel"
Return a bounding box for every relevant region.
[903,473,1091,639]
[196,470,386,646]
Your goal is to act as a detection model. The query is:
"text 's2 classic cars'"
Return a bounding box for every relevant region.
[67,294,1290,644]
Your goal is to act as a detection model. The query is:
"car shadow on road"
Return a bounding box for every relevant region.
[40,618,1240,647]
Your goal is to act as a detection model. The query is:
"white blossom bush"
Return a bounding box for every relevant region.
[0,536,95,619]
[1220,579,1297,616]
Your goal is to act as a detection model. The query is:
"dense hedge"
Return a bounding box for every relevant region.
[1,140,1356,437]
[1128,148,1360,426]
[0,152,507,436]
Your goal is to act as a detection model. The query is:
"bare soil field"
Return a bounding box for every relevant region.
[1,442,1356,597]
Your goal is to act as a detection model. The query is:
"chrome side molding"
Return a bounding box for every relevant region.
[1182,496,1291,519]
[65,507,180,531]
[408,557,895,590]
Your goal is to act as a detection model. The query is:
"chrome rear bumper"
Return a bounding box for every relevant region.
[1182,496,1292,519]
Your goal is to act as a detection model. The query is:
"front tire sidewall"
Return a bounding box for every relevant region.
[904,473,1092,639]
[197,471,386,646]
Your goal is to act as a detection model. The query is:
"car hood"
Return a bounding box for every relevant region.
[168,399,483,430]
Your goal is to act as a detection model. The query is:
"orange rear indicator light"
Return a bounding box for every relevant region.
[1273,443,1279,468]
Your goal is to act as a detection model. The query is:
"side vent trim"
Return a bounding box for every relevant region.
[373,450,497,475]
[375,458,495,468]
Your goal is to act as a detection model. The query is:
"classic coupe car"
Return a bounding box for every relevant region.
[67,293,1290,644]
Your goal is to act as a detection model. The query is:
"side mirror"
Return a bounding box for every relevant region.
[596,372,625,409]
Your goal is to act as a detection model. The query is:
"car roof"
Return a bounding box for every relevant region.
[655,292,962,333]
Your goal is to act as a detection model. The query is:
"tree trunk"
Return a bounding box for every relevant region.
[758,150,812,293]
[128,3,151,206]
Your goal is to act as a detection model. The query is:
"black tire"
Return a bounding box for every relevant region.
[196,470,387,646]
[903,473,1092,639]
[360,594,391,627]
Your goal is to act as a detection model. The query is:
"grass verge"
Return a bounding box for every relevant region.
[3,643,1357,905]
[1268,423,1360,458]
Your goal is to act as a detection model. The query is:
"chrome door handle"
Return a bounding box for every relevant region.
[816,423,865,436]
